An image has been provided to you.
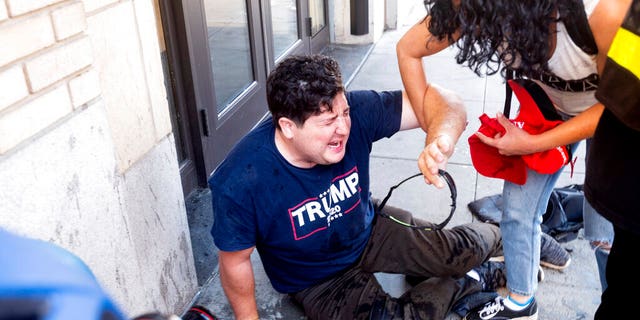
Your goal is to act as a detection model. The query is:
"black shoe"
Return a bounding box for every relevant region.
[473,261,507,291]
[405,274,426,287]
[488,259,544,282]
[408,261,507,290]
[464,296,538,320]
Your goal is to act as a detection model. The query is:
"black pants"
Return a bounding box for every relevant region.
[292,204,503,320]
[595,225,640,319]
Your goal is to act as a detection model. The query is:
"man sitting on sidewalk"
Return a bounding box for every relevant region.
[208,54,506,319]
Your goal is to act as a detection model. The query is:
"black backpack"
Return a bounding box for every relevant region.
[467,184,585,242]
[541,184,584,242]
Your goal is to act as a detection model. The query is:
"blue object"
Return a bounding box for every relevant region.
[0,228,127,320]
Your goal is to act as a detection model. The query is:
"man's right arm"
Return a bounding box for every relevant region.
[397,17,464,188]
[219,247,259,320]
[396,16,456,126]
[399,84,466,188]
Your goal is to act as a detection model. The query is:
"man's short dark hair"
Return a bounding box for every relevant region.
[266,54,344,128]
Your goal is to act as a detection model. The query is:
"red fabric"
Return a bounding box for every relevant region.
[510,80,570,174]
[468,80,570,185]
[469,114,527,184]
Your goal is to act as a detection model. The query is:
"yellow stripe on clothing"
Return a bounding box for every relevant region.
[608,27,640,79]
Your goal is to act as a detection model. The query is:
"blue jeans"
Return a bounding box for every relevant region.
[500,140,613,297]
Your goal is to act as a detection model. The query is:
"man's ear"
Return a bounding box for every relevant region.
[278,117,297,139]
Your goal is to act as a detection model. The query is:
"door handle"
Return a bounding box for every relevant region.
[199,109,210,137]
[306,17,312,37]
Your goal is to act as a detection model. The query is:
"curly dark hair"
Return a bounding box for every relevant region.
[424,0,580,78]
[266,54,344,129]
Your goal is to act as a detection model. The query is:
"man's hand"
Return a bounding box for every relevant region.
[413,84,466,188]
[418,134,454,188]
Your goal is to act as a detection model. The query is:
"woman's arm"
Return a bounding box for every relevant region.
[474,104,604,156]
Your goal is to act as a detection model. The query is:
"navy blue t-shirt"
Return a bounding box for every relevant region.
[209,90,403,293]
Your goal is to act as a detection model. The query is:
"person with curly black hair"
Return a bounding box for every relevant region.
[397,0,631,319]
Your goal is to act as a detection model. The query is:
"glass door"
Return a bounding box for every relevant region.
[309,0,329,53]
[173,0,269,177]
[270,0,301,60]
[265,0,329,69]
[160,0,330,194]
[205,0,256,116]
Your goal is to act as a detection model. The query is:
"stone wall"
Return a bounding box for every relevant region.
[0,0,197,316]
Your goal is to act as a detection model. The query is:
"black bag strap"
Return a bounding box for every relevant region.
[511,79,564,121]
[560,0,598,55]
[503,69,514,117]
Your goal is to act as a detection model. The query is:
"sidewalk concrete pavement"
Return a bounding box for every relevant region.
[191,10,604,320]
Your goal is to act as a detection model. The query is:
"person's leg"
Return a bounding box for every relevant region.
[595,226,638,319]
[583,198,613,291]
[361,204,502,278]
[292,266,392,320]
[465,170,558,319]
[292,265,488,320]
[583,139,614,292]
[501,168,560,299]
[594,245,609,291]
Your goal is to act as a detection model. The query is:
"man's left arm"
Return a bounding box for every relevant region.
[399,83,467,188]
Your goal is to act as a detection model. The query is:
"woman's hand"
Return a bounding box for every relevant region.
[474,113,538,156]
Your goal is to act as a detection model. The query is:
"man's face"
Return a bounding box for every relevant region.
[288,92,351,167]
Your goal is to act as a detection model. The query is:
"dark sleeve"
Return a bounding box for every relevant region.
[346,90,403,142]
[208,163,258,252]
